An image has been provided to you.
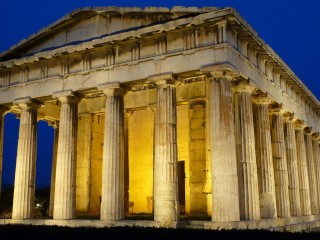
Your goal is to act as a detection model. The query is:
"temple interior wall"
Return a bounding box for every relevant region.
[89,114,104,215]
[188,101,208,214]
[76,114,103,216]
[76,114,91,213]
[128,110,154,214]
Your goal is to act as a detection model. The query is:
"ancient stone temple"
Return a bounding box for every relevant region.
[0,6,320,230]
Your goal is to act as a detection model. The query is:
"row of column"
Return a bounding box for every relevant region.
[210,77,320,222]
[5,73,320,225]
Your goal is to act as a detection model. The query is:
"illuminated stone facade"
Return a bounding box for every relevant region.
[0,6,320,229]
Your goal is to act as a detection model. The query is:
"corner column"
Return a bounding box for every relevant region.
[99,83,126,221]
[12,97,41,219]
[252,95,277,218]
[53,91,81,220]
[151,73,179,226]
[234,82,260,220]
[304,130,319,214]
[209,74,240,222]
[0,106,7,200]
[283,114,301,216]
[270,108,290,218]
[295,122,311,216]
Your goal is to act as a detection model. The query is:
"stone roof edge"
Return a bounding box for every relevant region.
[231,10,320,106]
[0,7,230,66]
[0,6,219,59]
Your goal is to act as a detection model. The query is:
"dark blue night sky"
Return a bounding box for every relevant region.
[0,0,320,187]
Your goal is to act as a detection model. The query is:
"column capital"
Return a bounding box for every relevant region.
[269,103,286,115]
[252,92,274,105]
[283,112,295,122]
[232,79,257,93]
[294,120,307,130]
[304,126,313,135]
[52,90,82,103]
[13,97,42,110]
[201,62,240,80]
[98,82,126,96]
[311,132,320,141]
[148,72,177,86]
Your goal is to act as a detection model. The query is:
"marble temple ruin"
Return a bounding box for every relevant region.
[0,6,320,230]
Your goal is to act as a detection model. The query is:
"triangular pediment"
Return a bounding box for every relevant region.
[0,6,218,61]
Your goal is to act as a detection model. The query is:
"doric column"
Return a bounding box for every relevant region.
[313,137,320,208]
[252,94,277,218]
[209,73,240,222]
[0,106,7,201]
[295,122,311,216]
[49,123,59,217]
[52,91,81,220]
[12,97,41,219]
[150,73,179,226]
[283,113,301,216]
[304,129,319,214]
[98,83,125,221]
[269,107,290,218]
[234,82,260,220]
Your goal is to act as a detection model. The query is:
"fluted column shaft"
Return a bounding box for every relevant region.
[270,111,290,218]
[49,125,59,217]
[314,142,320,208]
[153,76,179,225]
[283,119,301,216]
[0,107,6,200]
[295,127,311,215]
[53,92,80,220]
[12,98,40,219]
[99,83,125,221]
[252,101,277,218]
[210,77,240,222]
[234,86,260,220]
[304,133,319,214]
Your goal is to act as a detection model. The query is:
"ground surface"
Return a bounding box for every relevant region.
[0,225,319,240]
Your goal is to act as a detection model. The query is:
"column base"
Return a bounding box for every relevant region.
[2,215,320,231]
[204,215,320,231]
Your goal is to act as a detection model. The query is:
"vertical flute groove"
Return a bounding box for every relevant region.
[295,128,311,216]
[12,100,40,220]
[304,134,319,214]
[234,89,260,220]
[270,112,290,218]
[283,120,301,216]
[154,82,179,226]
[53,95,80,220]
[100,87,125,221]
[211,78,240,222]
[253,102,277,218]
